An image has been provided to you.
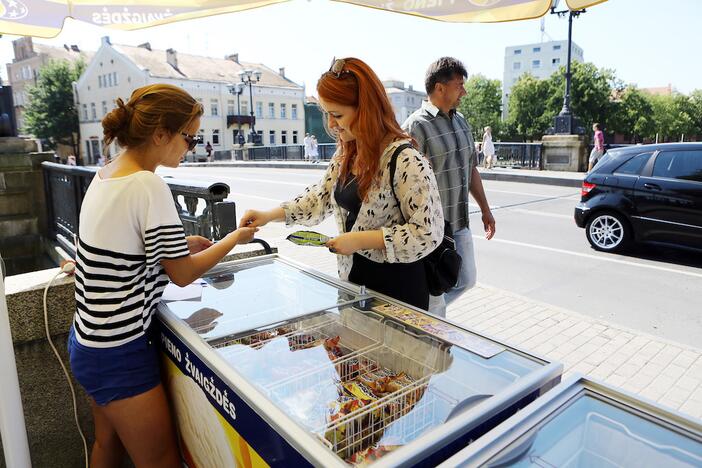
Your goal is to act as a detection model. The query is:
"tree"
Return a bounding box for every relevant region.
[23,58,85,156]
[507,73,554,141]
[649,93,697,142]
[457,74,502,141]
[610,87,655,143]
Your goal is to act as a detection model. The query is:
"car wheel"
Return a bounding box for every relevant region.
[585,211,631,252]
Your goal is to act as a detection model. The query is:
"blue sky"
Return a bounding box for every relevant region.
[1,0,700,95]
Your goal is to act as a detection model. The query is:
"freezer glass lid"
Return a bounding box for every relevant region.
[485,393,702,467]
[212,300,545,465]
[160,258,355,341]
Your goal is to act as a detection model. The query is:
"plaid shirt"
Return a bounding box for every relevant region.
[403,100,477,232]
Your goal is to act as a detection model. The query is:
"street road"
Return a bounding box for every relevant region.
[158,165,702,347]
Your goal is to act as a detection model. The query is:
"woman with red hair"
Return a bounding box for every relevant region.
[240,58,444,309]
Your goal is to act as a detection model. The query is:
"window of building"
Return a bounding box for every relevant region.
[197,129,205,146]
[280,103,287,119]
[227,100,235,115]
[533,47,541,53]
[82,104,88,121]
[210,99,219,116]
[553,44,561,51]
[293,130,298,144]
[532,60,541,68]
[268,102,275,119]
[513,62,521,70]
[212,129,220,145]
[291,104,298,119]
[514,49,522,55]
[281,130,287,144]
[552,58,561,65]
[85,141,91,161]
[269,130,275,145]
[102,101,107,116]
[113,72,118,86]
[90,103,96,120]
[241,101,249,116]
[98,75,103,88]
[256,102,263,118]
[107,73,113,87]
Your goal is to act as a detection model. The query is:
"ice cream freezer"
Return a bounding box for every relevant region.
[156,254,563,467]
[439,374,702,467]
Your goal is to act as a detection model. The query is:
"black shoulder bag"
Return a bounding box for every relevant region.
[389,144,462,296]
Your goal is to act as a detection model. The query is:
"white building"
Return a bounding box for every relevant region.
[76,37,305,164]
[502,40,584,119]
[383,79,426,124]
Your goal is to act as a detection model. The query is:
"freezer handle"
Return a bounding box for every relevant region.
[478,427,539,466]
[446,394,493,421]
[384,320,444,348]
[250,238,273,254]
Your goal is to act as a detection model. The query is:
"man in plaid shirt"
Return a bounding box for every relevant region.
[403,57,496,317]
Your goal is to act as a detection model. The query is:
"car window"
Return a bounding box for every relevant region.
[652,150,702,182]
[613,152,653,175]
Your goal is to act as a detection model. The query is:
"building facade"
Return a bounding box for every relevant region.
[383,79,426,124]
[75,37,305,164]
[502,40,584,119]
[6,37,92,134]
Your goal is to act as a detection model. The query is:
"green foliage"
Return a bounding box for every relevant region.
[507,73,555,141]
[457,74,503,140]
[610,87,655,143]
[23,59,85,150]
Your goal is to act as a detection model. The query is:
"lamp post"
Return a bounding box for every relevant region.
[227,82,245,146]
[238,68,262,145]
[550,5,585,135]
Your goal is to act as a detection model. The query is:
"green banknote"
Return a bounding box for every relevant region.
[286,230,330,247]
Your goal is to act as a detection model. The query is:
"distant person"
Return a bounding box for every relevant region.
[403,57,495,317]
[303,132,312,160]
[67,155,77,166]
[205,141,213,161]
[310,135,319,163]
[588,123,605,171]
[482,126,496,169]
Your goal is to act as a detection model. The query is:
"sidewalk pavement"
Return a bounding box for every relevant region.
[270,232,702,422]
[181,160,585,188]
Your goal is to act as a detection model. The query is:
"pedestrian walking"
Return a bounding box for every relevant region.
[403,57,496,317]
[205,141,213,162]
[239,57,444,310]
[303,133,312,161]
[67,83,257,467]
[310,134,319,162]
[482,126,496,169]
[588,123,605,171]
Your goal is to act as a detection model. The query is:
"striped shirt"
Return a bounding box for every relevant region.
[74,171,189,348]
[403,100,477,232]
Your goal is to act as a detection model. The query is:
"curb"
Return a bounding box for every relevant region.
[180,161,585,187]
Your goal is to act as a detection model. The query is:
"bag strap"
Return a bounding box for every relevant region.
[388,143,414,223]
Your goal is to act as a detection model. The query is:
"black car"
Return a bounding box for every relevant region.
[575,143,702,253]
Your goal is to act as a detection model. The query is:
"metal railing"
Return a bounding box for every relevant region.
[490,143,543,169]
[42,162,238,258]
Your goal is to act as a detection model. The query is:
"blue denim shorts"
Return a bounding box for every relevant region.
[67,325,161,406]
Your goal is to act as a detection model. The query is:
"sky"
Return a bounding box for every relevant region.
[0,0,700,95]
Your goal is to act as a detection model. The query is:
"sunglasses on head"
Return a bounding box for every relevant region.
[325,57,352,79]
[181,132,200,151]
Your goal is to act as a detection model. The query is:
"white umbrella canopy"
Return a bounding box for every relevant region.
[0,0,607,38]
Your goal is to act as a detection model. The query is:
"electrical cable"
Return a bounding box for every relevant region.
[42,260,89,468]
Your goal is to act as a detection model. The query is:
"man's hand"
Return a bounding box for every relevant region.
[186,235,213,254]
[482,211,496,240]
[326,232,362,256]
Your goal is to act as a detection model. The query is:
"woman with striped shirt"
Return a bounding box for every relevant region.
[68,83,257,467]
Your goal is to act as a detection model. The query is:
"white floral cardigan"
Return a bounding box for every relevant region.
[281,139,445,281]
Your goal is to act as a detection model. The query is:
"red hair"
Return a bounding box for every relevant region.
[317,57,410,200]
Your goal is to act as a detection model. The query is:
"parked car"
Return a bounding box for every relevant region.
[575,143,702,253]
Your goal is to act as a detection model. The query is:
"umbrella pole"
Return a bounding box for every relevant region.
[0,272,32,468]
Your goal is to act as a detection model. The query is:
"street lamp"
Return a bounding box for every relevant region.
[550,4,585,135]
[227,82,245,146]
[238,68,262,145]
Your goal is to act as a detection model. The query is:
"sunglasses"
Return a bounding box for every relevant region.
[325,57,352,79]
[181,132,200,151]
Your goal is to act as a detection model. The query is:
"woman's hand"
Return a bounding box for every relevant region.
[326,232,362,256]
[230,226,258,245]
[186,235,213,254]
